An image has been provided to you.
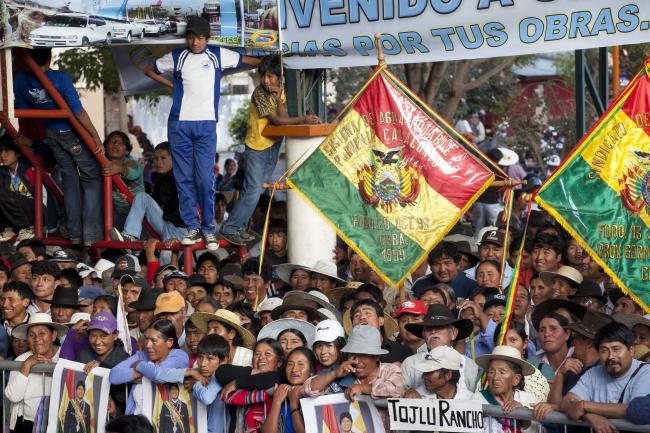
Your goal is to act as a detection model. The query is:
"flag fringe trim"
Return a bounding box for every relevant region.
[535,195,649,314]
[287,169,494,288]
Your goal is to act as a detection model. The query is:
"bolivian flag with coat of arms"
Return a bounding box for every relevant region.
[287,68,494,286]
[536,60,650,313]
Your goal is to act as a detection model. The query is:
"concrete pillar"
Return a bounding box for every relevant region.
[284,134,337,264]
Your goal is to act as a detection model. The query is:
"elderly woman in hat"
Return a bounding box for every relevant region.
[5,313,67,433]
[474,345,541,433]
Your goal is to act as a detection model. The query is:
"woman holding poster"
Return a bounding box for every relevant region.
[5,314,67,433]
[109,319,189,415]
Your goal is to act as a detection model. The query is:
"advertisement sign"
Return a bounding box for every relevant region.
[0,0,278,51]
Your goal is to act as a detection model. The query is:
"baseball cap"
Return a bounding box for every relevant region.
[479,229,504,247]
[111,254,140,278]
[394,299,427,318]
[186,16,210,37]
[51,249,77,263]
[254,297,282,318]
[163,270,189,285]
[483,293,507,311]
[88,311,118,334]
[414,346,462,372]
[313,319,345,346]
[78,285,105,301]
[120,274,151,291]
[154,291,185,315]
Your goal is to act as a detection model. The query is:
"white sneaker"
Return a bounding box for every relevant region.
[16,227,35,242]
[0,228,16,241]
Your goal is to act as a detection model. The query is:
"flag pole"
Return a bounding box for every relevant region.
[374,33,385,65]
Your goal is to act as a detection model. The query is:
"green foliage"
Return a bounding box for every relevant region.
[55,47,119,93]
[228,100,251,146]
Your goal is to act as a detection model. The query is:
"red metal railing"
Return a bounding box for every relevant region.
[2,47,241,272]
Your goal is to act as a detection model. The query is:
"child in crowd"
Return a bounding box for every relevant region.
[154,334,229,433]
[219,55,320,245]
[0,135,54,240]
[144,16,260,251]
[109,142,187,248]
[101,131,144,229]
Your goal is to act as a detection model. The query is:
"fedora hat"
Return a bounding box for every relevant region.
[310,260,345,283]
[405,304,473,341]
[8,252,30,271]
[257,318,317,348]
[566,310,613,339]
[325,281,363,308]
[273,262,312,284]
[342,308,399,341]
[129,289,163,311]
[341,325,388,356]
[477,345,535,376]
[531,296,587,330]
[613,312,650,332]
[569,280,607,304]
[254,297,283,318]
[270,292,325,322]
[540,266,583,289]
[453,240,479,266]
[190,310,256,349]
[12,312,68,339]
[42,286,83,308]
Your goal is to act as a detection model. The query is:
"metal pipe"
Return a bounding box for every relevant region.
[14,109,69,119]
[34,165,43,238]
[104,176,113,241]
[613,46,620,96]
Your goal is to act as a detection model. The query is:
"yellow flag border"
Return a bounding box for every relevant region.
[534,66,649,314]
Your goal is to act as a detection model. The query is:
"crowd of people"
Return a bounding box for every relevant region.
[0,14,648,433]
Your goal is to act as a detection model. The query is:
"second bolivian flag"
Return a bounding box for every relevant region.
[536,61,650,313]
[287,68,494,286]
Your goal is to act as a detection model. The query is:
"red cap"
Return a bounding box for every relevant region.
[394,299,427,318]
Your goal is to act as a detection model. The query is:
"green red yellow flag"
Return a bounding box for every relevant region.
[536,61,650,313]
[287,68,494,286]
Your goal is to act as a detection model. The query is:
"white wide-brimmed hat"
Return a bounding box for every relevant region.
[497,147,519,166]
[476,345,535,376]
[273,262,312,284]
[257,318,316,348]
[12,313,69,340]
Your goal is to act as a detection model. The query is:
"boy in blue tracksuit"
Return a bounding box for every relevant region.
[153,334,229,433]
[145,16,260,251]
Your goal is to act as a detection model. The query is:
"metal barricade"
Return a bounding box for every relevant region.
[0,361,647,433]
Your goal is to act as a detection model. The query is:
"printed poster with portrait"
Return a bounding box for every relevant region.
[301,394,385,433]
[46,359,111,433]
[142,378,207,433]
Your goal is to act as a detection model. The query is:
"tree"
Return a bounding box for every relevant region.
[228,100,251,146]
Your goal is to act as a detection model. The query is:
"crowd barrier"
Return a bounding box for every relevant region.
[0,361,648,433]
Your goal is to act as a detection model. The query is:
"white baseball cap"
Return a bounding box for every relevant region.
[313,319,345,347]
[414,346,462,372]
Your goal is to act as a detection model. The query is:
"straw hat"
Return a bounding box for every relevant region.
[257,318,316,348]
[341,325,388,356]
[12,312,69,340]
[325,281,363,308]
[540,266,583,290]
[342,308,399,341]
[190,310,256,349]
[476,345,535,376]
